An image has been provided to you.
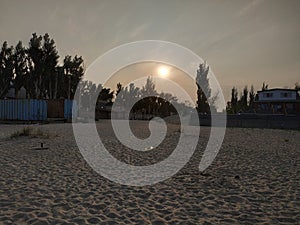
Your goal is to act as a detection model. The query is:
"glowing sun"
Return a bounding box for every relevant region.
[158,66,169,78]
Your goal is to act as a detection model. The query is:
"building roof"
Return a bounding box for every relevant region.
[255,99,300,103]
[257,88,298,93]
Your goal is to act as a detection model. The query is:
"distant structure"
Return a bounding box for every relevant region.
[4,84,26,99]
[254,88,300,114]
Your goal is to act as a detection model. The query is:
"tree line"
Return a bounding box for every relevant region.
[227,85,256,114]
[0,33,84,99]
[0,32,220,116]
[79,77,193,118]
[79,62,215,117]
[115,77,187,117]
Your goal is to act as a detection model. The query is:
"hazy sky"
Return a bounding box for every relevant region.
[1,0,299,102]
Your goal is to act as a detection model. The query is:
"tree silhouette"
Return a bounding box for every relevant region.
[262,82,268,91]
[158,92,178,117]
[116,82,122,97]
[13,41,28,98]
[140,76,157,114]
[196,62,214,113]
[42,33,59,99]
[0,42,14,98]
[0,33,84,100]
[240,85,248,111]
[228,86,238,113]
[63,55,84,99]
[115,83,141,111]
[114,78,181,118]
[140,76,157,97]
[249,85,255,108]
[227,84,256,113]
[27,33,44,98]
[98,87,114,103]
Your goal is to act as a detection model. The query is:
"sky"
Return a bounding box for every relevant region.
[1,0,299,104]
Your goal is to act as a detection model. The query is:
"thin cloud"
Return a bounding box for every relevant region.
[236,0,265,17]
[128,23,150,39]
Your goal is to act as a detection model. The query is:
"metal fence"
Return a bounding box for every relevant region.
[0,99,76,121]
[0,99,47,121]
[189,113,300,130]
[64,99,77,120]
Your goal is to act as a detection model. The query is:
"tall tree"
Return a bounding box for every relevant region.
[53,66,64,99]
[140,76,157,97]
[196,62,211,113]
[229,86,238,113]
[249,85,255,108]
[1,33,84,99]
[116,82,122,97]
[79,81,102,109]
[27,33,43,98]
[241,85,248,110]
[42,33,59,99]
[0,41,14,98]
[140,76,158,114]
[13,41,29,98]
[158,92,178,116]
[115,83,141,111]
[98,88,114,103]
[63,55,84,99]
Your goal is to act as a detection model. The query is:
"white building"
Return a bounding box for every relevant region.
[255,88,300,114]
[257,88,297,101]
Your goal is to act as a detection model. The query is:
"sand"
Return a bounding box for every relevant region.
[0,121,299,224]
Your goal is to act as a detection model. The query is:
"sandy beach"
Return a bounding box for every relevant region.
[0,121,299,224]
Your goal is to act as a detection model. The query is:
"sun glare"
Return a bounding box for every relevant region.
[158,66,169,78]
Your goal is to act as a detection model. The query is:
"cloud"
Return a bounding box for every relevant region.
[236,0,265,17]
[128,23,150,39]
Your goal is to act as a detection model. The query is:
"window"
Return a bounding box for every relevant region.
[263,93,273,98]
[280,92,292,98]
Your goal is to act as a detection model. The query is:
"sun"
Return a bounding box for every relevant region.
[158,66,169,78]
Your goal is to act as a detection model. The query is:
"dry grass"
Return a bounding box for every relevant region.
[10,126,58,139]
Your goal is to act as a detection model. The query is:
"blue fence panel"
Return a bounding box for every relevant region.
[64,99,77,120]
[0,101,4,120]
[0,99,47,121]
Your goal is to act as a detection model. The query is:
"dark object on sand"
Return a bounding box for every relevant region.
[234,175,240,180]
[33,142,49,150]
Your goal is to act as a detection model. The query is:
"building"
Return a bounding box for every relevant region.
[4,86,27,99]
[254,88,300,114]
